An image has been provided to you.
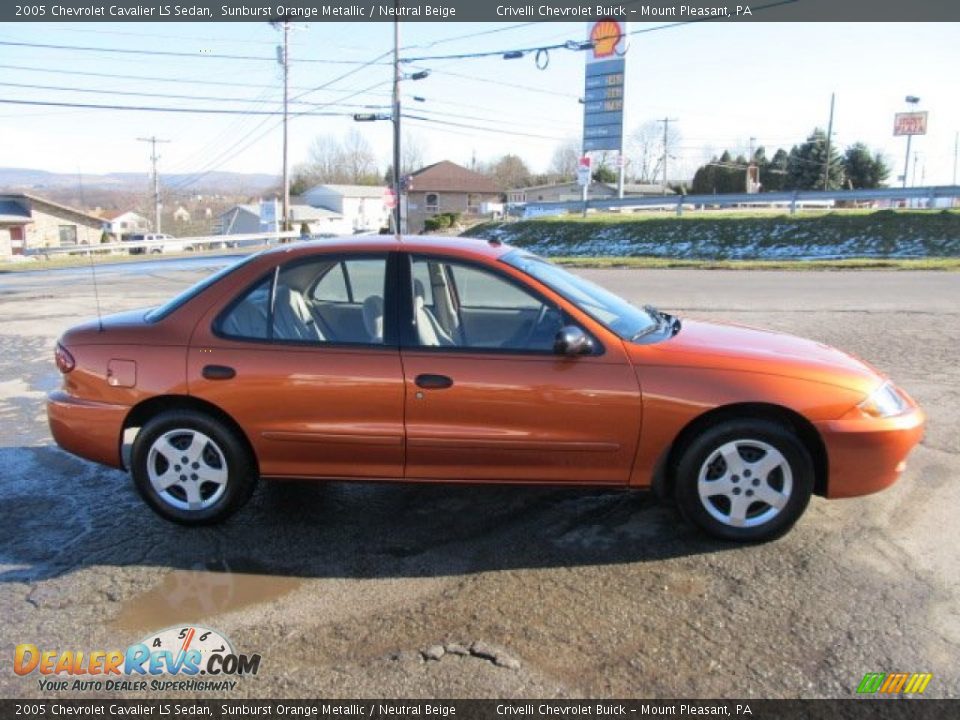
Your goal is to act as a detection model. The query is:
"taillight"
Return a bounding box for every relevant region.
[55,343,75,374]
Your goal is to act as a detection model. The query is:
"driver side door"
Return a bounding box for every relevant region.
[399,253,643,485]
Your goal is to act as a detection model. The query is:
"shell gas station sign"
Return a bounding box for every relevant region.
[582,19,628,152]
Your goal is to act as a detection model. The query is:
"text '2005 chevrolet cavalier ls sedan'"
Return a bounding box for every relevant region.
[47,236,925,541]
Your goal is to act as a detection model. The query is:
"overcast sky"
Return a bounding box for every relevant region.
[1,21,957,188]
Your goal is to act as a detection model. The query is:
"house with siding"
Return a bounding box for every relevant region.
[100,210,151,238]
[300,184,389,234]
[0,193,105,256]
[404,161,500,233]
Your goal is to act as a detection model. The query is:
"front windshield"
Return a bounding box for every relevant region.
[502,250,657,340]
[145,253,262,322]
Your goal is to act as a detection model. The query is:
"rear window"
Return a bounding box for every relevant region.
[145,254,261,323]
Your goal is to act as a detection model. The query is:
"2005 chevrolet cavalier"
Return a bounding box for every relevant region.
[48,237,924,541]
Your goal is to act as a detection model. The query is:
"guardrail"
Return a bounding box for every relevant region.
[522,184,960,217]
[24,231,301,258]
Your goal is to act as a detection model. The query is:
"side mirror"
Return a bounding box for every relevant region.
[554,326,593,356]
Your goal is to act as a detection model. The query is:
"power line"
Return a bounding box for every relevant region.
[402,114,566,142]
[0,39,391,65]
[166,80,393,194]
[0,63,392,96]
[289,49,394,102]
[0,80,382,108]
[399,22,540,51]
[0,98,358,116]
[418,68,579,99]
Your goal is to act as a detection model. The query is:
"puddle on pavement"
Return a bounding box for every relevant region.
[113,559,302,632]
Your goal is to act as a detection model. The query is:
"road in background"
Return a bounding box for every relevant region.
[0,263,957,698]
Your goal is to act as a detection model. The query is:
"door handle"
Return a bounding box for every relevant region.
[202,365,236,380]
[415,374,453,390]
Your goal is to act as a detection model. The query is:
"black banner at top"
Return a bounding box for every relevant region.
[3,0,960,23]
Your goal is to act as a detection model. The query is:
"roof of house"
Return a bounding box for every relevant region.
[219,204,342,222]
[0,199,31,224]
[513,181,674,196]
[305,184,385,199]
[622,183,675,196]
[101,209,148,221]
[409,161,499,193]
[289,205,341,221]
[219,204,259,218]
[0,192,104,224]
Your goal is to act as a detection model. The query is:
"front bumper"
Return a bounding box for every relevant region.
[47,390,128,469]
[816,405,925,498]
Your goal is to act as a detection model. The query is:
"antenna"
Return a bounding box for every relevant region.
[87,245,104,332]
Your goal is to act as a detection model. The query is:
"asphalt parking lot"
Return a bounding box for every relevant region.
[0,258,958,699]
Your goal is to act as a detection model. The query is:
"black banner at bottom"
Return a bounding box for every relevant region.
[2,699,958,720]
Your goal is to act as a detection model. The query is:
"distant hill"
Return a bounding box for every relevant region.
[0,167,279,195]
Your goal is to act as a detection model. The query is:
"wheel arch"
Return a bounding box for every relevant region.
[121,395,259,474]
[653,402,828,499]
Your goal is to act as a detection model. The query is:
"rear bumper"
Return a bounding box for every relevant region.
[47,390,127,469]
[816,406,925,498]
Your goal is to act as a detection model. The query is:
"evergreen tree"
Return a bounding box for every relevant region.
[843,143,891,189]
[786,128,845,190]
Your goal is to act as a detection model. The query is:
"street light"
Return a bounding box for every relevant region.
[902,95,921,189]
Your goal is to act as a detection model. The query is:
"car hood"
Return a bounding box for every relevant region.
[627,318,883,395]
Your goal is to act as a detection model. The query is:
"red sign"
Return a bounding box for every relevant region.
[578,156,592,170]
[383,187,398,209]
[893,112,928,136]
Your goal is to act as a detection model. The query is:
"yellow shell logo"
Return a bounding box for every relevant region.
[591,20,623,59]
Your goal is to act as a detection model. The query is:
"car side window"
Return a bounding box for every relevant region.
[312,263,349,303]
[218,277,271,340]
[217,256,389,346]
[410,256,565,352]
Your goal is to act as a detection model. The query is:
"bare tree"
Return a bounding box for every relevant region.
[341,129,379,184]
[305,134,346,182]
[293,131,383,190]
[549,138,581,181]
[480,154,533,190]
[627,120,681,184]
[401,131,427,175]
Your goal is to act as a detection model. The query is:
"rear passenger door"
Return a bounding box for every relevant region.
[187,251,405,480]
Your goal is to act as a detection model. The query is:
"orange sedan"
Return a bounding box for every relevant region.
[47,236,924,541]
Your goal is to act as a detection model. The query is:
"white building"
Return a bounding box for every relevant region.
[101,210,151,237]
[218,202,344,236]
[301,184,390,234]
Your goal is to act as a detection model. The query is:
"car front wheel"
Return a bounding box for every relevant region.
[131,410,257,525]
[674,419,814,542]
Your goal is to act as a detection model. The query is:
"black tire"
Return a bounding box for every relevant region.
[673,418,814,542]
[131,410,257,525]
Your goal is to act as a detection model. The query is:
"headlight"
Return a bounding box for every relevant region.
[858,381,908,418]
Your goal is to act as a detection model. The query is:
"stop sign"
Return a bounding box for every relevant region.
[383,187,398,209]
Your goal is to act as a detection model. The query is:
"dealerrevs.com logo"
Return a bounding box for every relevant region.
[14,625,261,693]
[856,672,933,695]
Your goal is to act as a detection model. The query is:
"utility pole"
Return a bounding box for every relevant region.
[953,131,958,186]
[823,92,835,191]
[275,20,291,233]
[391,9,402,239]
[658,117,677,196]
[902,95,920,189]
[137,136,169,233]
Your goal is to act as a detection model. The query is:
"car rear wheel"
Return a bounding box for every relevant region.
[674,419,814,542]
[131,410,257,525]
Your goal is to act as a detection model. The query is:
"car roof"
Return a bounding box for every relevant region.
[259,234,511,264]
